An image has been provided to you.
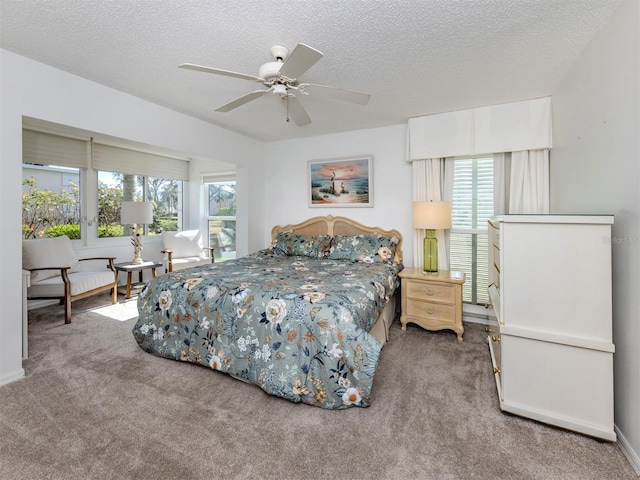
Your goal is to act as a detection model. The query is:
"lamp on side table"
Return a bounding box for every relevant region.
[413,201,452,273]
[121,201,153,265]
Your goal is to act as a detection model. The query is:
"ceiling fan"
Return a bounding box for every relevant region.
[179,43,370,126]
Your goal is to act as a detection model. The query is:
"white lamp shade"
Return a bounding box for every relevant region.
[413,201,452,229]
[121,201,153,225]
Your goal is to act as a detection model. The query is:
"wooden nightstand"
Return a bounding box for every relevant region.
[399,268,466,341]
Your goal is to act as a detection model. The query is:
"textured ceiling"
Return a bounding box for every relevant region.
[0,0,623,142]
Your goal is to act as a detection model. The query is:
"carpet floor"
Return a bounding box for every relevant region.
[0,293,636,480]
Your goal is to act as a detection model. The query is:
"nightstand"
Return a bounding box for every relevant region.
[398,268,466,341]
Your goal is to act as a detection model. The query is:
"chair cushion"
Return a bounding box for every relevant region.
[165,256,212,272]
[23,235,80,282]
[162,230,204,257]
[28,270,115,297]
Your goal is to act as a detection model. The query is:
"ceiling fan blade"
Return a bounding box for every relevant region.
[301,83,371,105]
[286,95,311,126]
[215,90,270,112]
[278,44,323,80]
[179,63,263,82]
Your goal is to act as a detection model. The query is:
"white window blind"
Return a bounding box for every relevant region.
[93,143,189,181]
[202,172,235,183]
[449,157,494,304]
[22,129,89,168]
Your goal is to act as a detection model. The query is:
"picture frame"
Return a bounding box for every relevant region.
[308,155,373,207]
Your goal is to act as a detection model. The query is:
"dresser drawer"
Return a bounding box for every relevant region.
[489,220,501,248]
[406,280,455,304]
[406,298,456,322]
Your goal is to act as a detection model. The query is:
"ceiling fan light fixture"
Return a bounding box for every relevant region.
[272,84,287,96]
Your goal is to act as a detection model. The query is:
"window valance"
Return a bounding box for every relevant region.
[408,97,552,160]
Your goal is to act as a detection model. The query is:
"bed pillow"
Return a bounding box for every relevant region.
[22,235,80,282]
[272,232,332,258]
[162,230,204,257]
[328,234,398,264]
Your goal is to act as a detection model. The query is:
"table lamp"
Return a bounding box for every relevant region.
[413,201,452,272]
[121,201,153,265]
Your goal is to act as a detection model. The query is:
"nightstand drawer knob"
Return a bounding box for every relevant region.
[492,335,501,343]
[423,288,437,296]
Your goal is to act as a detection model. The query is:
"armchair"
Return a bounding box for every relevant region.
[161,230,215,272]
[22,235,118,324]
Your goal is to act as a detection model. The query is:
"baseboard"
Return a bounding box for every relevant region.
[0,368,25,387]
[464,315,492,326]
[27,299,58,310]
[462,303,495,326]
[615,424,640,476]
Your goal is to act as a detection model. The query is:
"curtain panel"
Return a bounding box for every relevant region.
[411,158,454,270]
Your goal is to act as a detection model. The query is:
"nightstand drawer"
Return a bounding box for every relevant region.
[406,298,456,321]
[406,280,455,304]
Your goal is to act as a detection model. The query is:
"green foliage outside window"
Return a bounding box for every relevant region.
[22,178,80,239]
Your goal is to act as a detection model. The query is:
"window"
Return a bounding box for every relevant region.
[96,171,183,237]
[206,180,236,261]
[22,127,188,243]
[22,129,87,239]
[22,165,82,239]
[449,157,494,305]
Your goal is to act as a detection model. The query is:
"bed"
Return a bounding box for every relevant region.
[132,215,403,409]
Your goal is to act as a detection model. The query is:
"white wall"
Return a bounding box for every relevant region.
[551,0,639,471]
[263,124,414,266]
[0,49,264,386]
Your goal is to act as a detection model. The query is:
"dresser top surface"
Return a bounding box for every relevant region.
[490,214,613,225]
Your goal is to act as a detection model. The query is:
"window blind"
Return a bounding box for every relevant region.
[22,129,89,168]
[93,143,189,181]
[450,157,493,304]
[202,172,236,183]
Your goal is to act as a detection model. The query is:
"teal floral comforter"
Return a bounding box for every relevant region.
[133,249,402,409]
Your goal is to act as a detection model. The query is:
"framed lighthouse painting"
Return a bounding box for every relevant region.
[308,155,373,207]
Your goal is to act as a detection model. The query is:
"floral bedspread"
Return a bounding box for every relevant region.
[133,249,403,409]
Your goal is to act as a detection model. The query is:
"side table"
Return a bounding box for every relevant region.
[114,261,163,299]
[399,268,466,341]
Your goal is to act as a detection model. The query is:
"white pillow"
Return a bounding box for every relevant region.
[22,235,80,282]
[162,230,204,257]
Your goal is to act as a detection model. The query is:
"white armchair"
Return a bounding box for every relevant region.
[161,230,215,272]
[22,235,118,324]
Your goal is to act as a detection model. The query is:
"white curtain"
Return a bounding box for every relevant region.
[411,158,454,270]
[508,149,550,214]
[493,152,510,215]
[493,149,549,215]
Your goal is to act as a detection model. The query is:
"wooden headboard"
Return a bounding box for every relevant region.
[271,215,403,264]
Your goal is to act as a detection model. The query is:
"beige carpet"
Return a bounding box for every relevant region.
[0,293,636,480]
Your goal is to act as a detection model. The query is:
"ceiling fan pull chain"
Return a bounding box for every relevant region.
[286,95,290,123]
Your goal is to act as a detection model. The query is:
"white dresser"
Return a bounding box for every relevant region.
[487,215,616,441]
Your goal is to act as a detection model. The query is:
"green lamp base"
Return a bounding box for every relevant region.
[423,230,438,273]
